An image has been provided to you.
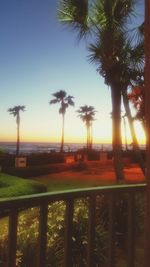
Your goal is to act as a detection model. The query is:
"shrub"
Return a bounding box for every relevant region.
[0,199,108,267]
[1,153,65,170]
[26,152,65,166]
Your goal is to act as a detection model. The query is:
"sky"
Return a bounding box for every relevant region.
[0,0,145,145]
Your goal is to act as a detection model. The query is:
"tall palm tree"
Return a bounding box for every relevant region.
[8,105,26,156]
[122,84,145,174]
[117,25,145,174]
[58,0,139,181]
[77,105,96,150]
[126,23,145,132]
[49,90,74,152]
[122,113,128,151]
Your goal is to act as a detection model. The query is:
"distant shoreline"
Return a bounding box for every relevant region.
[0,141,112,154]
[0,141,145,155]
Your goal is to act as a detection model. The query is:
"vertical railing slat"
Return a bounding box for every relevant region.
[108,193,115,267]
[38,203,48,267]
[8,210,18,267]
[64,198,74,267]
[87,195,96,267]
[127,193,135,267]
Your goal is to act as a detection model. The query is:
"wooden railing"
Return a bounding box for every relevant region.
[0,183,146,267]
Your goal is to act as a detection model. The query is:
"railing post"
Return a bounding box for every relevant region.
[8,210,18,267]
[37,203,48,267]
[64,198,74,267]
[127,193,135,267]
[87,194,96,267]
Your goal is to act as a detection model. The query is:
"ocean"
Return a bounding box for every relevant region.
[0,142,112,154]
[0,142,145,154]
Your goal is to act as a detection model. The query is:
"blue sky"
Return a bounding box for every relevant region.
[0,0,145,144]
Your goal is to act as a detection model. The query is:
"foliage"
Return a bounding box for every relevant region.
[128,84,145,127]
[0,199,108,267]
[50,90,74,115]
[27,152,65,166]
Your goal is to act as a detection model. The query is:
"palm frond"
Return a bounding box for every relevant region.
[52,90,67,99]
[50,99,59,104]
[8,105,26,116]
[76,105,97,123]
[50,90,74,115]
[66,95,75,106]
[58,0,90,39]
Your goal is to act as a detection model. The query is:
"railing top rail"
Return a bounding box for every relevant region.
[0,183,146,211]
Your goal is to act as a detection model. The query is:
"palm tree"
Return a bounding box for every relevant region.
[49,90,74,152]
[125,22,145,133]
[122,113,128,151]
[58,0,139,181]
[116,25,145,174]
[8,105,26,156]
[77,105,96,150]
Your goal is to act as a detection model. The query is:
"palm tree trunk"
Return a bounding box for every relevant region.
[122,116,128,150]
[86,122,90,150]
[122,89,145,175]
[87,125,89,150]
[90,124,93,149]
[111,83,124,181]
[60,114,65,152]
[141,119,146,134]
[16,116,20,156]
[88,123,91,150]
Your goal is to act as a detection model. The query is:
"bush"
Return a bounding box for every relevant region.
[26,152,65,166]
[3,162,79,178]
[0,199,108,267]
[87,150,100,161]
[0,153,15,168]
[0,152,65,170]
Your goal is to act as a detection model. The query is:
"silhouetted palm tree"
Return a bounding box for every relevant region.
[58,0,139,181]
[50,90,74,152]
[8,105,26,156]
[125,22,145,132]
[77,105,96,150]
[118,23,145,174]
[122,113,128,151]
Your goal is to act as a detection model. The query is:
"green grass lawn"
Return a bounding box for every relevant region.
[46,179,95,191]
[46,178,114,191]
[33,170,115,192]
[0,173,46,198]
